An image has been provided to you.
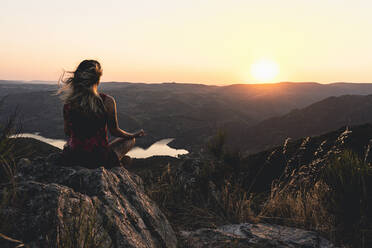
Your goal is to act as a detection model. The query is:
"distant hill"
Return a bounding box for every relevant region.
[0,80,57,97]
[229,94,372,154]
[3,81,372,152]
[215,82,372,120]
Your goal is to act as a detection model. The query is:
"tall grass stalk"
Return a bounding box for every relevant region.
[261,150,372,247]
[54,196,113,248]
[0,99,22,244]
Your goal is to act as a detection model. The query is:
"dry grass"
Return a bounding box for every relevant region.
[135,131,262,247]
[133,129,372,247]
[142,158,259,232]
[140,131,372,247]
[260,181,331,232]
[54,196,113,248]
[0,100,23,245]
[220,181,259,224]
[260,150,372,247]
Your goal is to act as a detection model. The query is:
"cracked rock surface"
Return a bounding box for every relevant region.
[0,154,177,248]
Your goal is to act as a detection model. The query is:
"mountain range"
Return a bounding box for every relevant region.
[2,80,372,153]
[227,94,372,153]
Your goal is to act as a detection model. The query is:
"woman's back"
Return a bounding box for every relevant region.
[64,93,108,140]
[62,93,120,168]
[58,59,142,168]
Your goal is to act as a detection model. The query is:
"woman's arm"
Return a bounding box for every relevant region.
[105,95,144,139]
[64,119,71,137]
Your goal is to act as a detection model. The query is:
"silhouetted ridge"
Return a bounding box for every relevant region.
[230,94,372,154]
[3,81,372,153]
[240,123,372,193]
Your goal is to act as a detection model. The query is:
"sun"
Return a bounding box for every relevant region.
[250,59,279,82]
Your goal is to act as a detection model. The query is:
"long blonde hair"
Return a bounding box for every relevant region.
[57,60,105,115]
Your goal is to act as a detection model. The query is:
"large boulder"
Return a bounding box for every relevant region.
[0,154,177,248]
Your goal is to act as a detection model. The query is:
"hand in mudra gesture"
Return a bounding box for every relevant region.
[134,129,145,138]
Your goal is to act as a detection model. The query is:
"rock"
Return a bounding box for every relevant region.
[0,155,177,248]
[181,223,335,248]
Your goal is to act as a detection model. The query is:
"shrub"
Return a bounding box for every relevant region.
[207,130,226,160]
[321,150,372,246]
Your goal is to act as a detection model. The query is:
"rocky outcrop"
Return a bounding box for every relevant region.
[0,154,177,247]
[181,223,334,248]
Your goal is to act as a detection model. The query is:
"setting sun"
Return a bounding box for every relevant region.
[250,60,279,82]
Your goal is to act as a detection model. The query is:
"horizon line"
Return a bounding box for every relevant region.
[1,79,371,86]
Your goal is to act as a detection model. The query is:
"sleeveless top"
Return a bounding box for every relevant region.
[61,93,120,168]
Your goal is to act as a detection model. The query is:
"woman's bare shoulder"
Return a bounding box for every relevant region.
[104,93,115,100]
[101,93,116,111]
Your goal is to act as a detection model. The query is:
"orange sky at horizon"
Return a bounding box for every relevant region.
[1,0,372,85]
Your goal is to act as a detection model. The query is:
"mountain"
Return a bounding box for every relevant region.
[0,80,57,97]
[2,81,372,152]
[229,94,372,154]
[214,82,372,119]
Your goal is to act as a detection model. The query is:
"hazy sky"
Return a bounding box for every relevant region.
[1,0,372,84]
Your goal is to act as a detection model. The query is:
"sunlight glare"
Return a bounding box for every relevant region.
[250,59,279,82]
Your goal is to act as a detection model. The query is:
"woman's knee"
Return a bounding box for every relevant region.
[127,137,135,150]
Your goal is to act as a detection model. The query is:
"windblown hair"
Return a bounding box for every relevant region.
[57,60,105,115]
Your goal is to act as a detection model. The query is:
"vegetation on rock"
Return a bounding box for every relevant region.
[132,125,372,247]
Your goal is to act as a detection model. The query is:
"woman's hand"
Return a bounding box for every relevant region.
[133,129,145,138]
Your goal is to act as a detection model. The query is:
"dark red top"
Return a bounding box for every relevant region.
[61,93,120,168]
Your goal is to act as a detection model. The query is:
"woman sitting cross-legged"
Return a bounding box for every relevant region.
[57,59,144,168]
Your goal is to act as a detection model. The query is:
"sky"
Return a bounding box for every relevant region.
[1,0,372,84]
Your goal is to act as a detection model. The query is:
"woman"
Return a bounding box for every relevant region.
[58,59,144,168]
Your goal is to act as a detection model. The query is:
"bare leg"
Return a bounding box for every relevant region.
[109,137,135,161]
